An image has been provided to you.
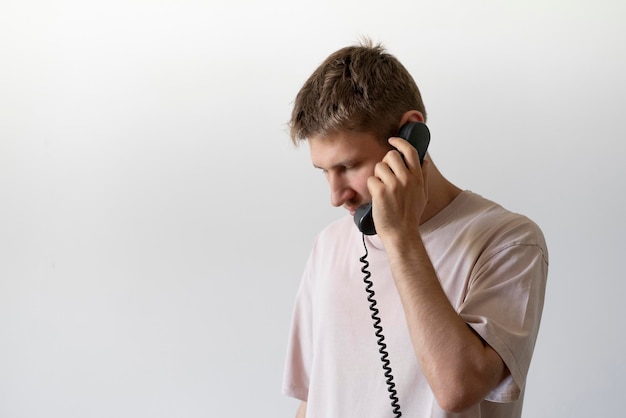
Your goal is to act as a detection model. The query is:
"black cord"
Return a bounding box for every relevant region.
[360,233,402,417]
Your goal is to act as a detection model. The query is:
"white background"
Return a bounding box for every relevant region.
[1,0,624,417]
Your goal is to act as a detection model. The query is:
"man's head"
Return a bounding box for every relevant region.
[289,39,427,145]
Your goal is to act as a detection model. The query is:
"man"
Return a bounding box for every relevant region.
[282,39,548,418]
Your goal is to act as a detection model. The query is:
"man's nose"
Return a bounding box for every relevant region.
[328,173,355,207]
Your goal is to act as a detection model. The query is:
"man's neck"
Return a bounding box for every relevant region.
[419,163,462,225]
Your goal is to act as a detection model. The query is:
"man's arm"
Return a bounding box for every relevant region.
[369,138,507,413]
[385,232,507,412]
[296,401,307,418]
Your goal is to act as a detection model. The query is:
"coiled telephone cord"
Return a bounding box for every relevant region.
[360,233,402,417]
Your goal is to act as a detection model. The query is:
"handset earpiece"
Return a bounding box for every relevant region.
[353,122,430,235]
[397,121,430,164]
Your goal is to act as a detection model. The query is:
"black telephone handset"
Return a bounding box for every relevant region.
[353,122,430,235]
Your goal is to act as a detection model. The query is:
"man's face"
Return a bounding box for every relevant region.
[308,131,391,215]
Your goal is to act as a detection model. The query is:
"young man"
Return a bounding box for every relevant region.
[282,40,548,418]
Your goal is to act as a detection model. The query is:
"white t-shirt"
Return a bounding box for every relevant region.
[282,191,549,418]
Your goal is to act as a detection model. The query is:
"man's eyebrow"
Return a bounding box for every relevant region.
[312,159,358,170]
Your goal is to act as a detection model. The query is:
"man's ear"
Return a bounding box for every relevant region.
[398,110,425,127]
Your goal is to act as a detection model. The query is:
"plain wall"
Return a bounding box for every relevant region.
[1,0,625,416]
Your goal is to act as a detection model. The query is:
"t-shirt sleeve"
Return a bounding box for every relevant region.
[459,241,549,403]
[282,252,315,402]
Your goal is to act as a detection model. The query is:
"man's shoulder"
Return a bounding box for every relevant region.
[469,192,542,229]
[459,192,547,255]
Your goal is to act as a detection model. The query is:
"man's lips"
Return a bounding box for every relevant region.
[346,206,361,217]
